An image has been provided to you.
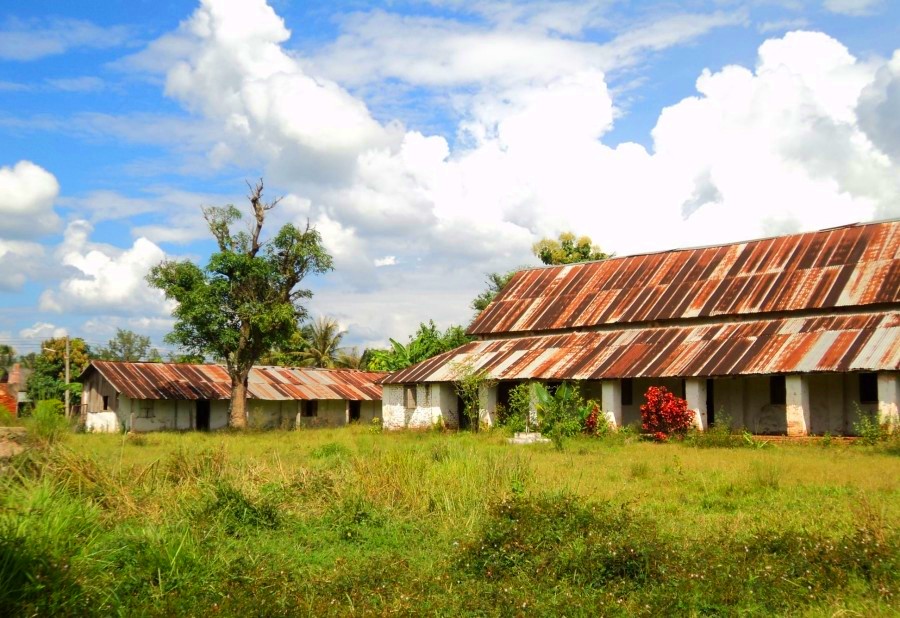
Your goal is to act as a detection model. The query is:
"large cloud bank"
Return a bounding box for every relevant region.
[119,0,900,343]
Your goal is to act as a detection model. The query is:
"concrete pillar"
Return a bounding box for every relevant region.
[601,380,623,430]
[478,384,498,428]
[685,378,708,431]
[878,372,899,431]
[786,374,810,436]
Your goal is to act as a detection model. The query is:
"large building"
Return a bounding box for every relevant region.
[80,360,386,432]
[381,220,900,435]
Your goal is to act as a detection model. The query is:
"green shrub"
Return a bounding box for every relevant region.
[854,408,887,445]
[687,413,745,448]
[0,407,20,426]
[497,382,532,433]
[533,382,585,449]
[207,482,280,536]
[29,400,68,445]
[311,441,351,460]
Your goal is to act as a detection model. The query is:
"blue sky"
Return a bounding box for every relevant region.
[1,0,898,357]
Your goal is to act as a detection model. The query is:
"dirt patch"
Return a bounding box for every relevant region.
[0,426,27,460]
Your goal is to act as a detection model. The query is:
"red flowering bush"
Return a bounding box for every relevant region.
[640,386,694,441]
[583,402,602,435]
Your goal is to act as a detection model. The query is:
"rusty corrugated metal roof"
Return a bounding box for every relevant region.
[469,220,900,336]
[383,311,900,383]
[84,361,386,401]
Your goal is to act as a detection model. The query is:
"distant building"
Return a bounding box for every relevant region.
[79,360,386,432]
[381,220,900,435]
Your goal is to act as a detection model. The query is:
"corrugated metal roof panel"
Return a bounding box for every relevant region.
[85,361,386,401]
[468,220,900,336]
[385,311,900,383]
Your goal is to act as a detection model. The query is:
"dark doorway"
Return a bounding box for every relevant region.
[706,379,715,426]
[196,400,210,431]
[349,400,361,422]
[457,395,470,430]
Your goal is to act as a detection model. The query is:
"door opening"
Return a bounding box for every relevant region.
[349,400,361,422]
[457,394,470,430]
[196,400,211,431]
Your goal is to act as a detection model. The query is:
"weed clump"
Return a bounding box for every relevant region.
[207,482,280,535]
[311,442,351,460]
[29,400,68,446]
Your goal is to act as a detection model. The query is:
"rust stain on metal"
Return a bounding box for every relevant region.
[85,361,386,401]
[385,312,899,384]
[469,220,900,337]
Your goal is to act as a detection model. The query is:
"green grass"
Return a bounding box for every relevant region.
[1,427,898,616]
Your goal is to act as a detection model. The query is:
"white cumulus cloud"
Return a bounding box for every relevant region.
[39,221,172,316]
[127,0,900,343]
[19,322,67,340]
[0,161,61,239]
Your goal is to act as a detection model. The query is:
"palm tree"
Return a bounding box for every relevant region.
[336,347,371,370]
[300,317,345,368]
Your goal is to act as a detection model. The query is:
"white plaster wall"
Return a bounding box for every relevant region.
[437,383,460,428]
[297,400,348,428]
[382,385,406,430]
[210,401,229,430]
[86,411,118,433]
[360,400,381,424]
[478,384,497,427]
[248,400,298,429]
[808,374,847,434]
[382,383,458,430]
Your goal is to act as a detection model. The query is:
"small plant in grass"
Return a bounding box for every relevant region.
[369,417,383,433]
[582,400,609,436]
[533,382,584,449]
[499,382,533,433]
[687,412,744,448]
[451,361,495,432]
[853,405,888,445]
[29,399,68,445]
[640,386,694,442]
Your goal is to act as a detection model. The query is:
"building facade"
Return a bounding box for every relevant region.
[80,361,385,432]
[382,220,900,435]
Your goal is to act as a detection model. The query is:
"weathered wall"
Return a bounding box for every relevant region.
[359,400,381,424]
[382,383,457,430]
[85,411,118,433]
[82,371,120,414]
[384,372,891,435]
[248,400,297,429]
[382,384,405,430]
[117,397,228,432]
[297,400,349,428]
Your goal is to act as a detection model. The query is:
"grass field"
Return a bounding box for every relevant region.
[2,426,899,616]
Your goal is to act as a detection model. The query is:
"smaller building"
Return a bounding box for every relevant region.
[79,360,385,432]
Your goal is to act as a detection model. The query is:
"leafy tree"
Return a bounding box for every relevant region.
[532,232,611,265]
[471,270,518,316]
[147,180,333,429]
[299,316,345,368]
[368,321,471,372]
[257,330,308,366]
[0,344,15,381]
[25,337,90,404]
[96,329,162,362]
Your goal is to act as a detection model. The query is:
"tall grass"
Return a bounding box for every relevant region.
[1,428,898,616]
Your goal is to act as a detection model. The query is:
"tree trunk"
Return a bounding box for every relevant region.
[229,374,249,429]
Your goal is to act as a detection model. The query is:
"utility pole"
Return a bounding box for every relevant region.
[64,336,70,418]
